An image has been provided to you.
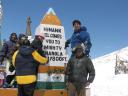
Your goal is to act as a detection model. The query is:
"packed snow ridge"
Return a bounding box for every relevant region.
[91,46,128,96]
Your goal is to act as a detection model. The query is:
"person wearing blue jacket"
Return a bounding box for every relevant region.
[65,20,92,57]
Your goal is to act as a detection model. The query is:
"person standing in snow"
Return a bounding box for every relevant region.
[65,20,92,57]
[65,44,95,96]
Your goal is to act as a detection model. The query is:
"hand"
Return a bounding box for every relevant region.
[46,58,49,64]
[65,40,70,49]
[85,82,90,87]
[9,64,15,72]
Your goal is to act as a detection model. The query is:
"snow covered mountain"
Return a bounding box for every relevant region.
[91,47,128,96]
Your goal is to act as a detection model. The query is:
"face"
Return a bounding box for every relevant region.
[38,36,44,42]
[11,34,17,41]
[73,23,81,31]
[75,49,83,57]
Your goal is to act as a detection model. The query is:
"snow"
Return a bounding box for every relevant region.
[91,47,128,96]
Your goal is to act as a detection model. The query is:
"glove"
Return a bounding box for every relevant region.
[65,40,70,49]
[9,64,15,72]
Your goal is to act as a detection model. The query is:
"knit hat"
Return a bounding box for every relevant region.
[74,44,84,53]
[35,31,45,39]
[18,34,29,46]
[18,34,27,40]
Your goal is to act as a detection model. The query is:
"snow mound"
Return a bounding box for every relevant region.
[91,46,128,96]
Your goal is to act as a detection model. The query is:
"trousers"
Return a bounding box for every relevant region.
[17,82,36,96]
[67,82,86,96]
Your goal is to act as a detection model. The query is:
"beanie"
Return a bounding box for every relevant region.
[35,31,45,38]
[18,34,27,40]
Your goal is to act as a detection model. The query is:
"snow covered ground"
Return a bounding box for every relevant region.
[91,47,128,96]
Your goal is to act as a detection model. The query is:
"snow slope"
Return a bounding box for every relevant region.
[91,47,128,96]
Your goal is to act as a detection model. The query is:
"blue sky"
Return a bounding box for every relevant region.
[1,0,128,58]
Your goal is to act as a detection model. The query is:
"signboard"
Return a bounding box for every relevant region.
[35,24,68,89]
[36,24,68,66]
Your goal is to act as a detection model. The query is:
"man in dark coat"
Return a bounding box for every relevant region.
[31,31,45,57]
[65,20,92,57]
[0,32,18,87]
[65,44,95,96]
[0,33,18,63]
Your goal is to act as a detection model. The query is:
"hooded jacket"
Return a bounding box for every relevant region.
[68,26,92,55]
[66,55,95,83]
[12,45,48,84]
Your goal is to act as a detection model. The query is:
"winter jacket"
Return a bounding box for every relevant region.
[0,40,18,62]
[68,26,92,55]
[12,45,48,84]
[31,38,45,57]
[66,55,95,83]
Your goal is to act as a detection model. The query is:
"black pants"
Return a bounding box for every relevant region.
[6,75,15,84]
[18,82,36,96]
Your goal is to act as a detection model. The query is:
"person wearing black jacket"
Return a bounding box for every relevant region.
[65,44,95,96]
[12,37,48,96]
[31,31,45,57]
